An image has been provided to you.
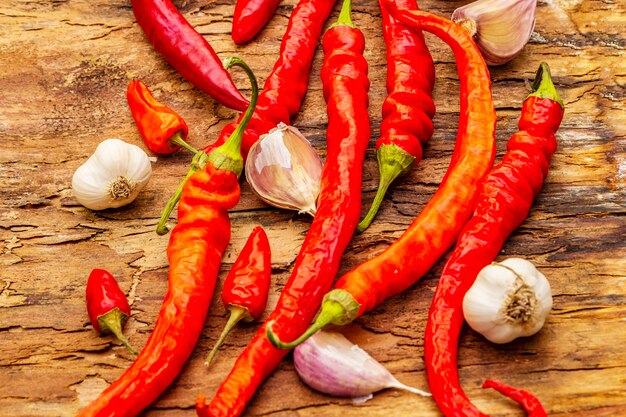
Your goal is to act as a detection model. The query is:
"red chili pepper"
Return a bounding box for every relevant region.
[231,0,282,44]
[77,57,258,417]
[196,1,368,415]
[126,80,198,156]
[424,62,562,417]
[131,0,249,111]
[86,268,137,355]
[266,3,496,349]
[202,0,337,160]
[205,226,271,367]
[356,0,435,232]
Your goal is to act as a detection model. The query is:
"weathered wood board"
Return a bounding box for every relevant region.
[1,0,624,416]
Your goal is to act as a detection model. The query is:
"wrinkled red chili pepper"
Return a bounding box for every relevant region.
[424,62,562,417]
[202,0,337,160]
[131,0,249,111]
[126,80,197,155]
[267,2,496,349]
[356,0,435,232]
[77,57,258,417]
[86,268,137,355]
[205,226,271,367]
[196,1,368,415]
[232,0,282,44]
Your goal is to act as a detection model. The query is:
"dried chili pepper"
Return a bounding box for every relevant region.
[131,0,249,111]
[424,61,562,417]
[196,1,368,415]
[356,0,435,232]
[77,57,258,417]
[126,80,197,155]
[205,226,271,367]
[86,268,137,355]
[231,0,282,44]
[202,0,337,160]
[267,3,496,349]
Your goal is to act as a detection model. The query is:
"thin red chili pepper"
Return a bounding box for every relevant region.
[126,80,198,155]
[356,0,435,232]
[231,0,282,44]
[131,0,249,111]
[202,0,337,160]
[86,268,137,355]
[266,4,496,349]
[196,1,368,415]
[205,226,271,367]
[77,57,258,417]
[424,62,562,417]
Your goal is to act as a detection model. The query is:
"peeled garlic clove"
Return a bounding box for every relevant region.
[294,330,430,400]
[245,123,322,216]
[452,0,537,66]
[463,258,553,344]
[72,138,152,210]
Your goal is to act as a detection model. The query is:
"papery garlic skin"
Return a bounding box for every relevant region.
[72,138,152,210]
[294,331,430,400]
[463,258,552,344]
[245,123,322,216]
[452,0,537,66]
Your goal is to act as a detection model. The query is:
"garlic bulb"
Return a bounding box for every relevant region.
[463,258,552,344]
[452,0,537,66]
[294,330,430,401]
[245,123,322,216]
[72,138,152,210]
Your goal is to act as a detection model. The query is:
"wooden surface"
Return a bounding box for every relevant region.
[1,0,624,416]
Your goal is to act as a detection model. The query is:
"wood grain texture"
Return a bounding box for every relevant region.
[0,0,624,416]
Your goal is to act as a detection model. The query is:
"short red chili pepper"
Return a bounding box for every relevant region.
[266,3,496,350]
[77,57,258,417]
[131,0,249,111]
[86,268,137,355]
[356,0,435,231]
[126,80,197,155]
[202,0,337,160]
[231,0,282,44]
[424,62,563,417]
[205,226,271,367]
[196,1,368,415]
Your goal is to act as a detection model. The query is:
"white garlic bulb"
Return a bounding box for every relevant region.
[463,258,552,344]
[245,123,322,216]
[72,138,152,210]
[452,0,537,66]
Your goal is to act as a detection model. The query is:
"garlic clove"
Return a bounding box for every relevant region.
[72,138,152,210]
[294,330,430,400]
[245,123,322,216]
[452,0,537,66]
[463,258,552,344]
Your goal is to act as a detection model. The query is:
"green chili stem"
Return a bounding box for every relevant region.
[98,308,138,355]
[170,130,198,154]
[265,303,338,350]
[529,62,563,108]
[155,57,258,235]
[330,0,354,29]
[205,305,250,367]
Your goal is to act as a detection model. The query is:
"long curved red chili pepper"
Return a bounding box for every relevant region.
[76,57,258,417]
[205,226,271,367]
[202,0,337,160]
[86,268,137,354]
[266,4,496,349]
[356,0,435,232]
[131,0,249,111]
[424,62,563,417]
[231,0,282,44]
[196,1,368,415]
[126,80,197,155]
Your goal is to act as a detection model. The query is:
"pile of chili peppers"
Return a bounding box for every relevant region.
[76,0,566,416]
